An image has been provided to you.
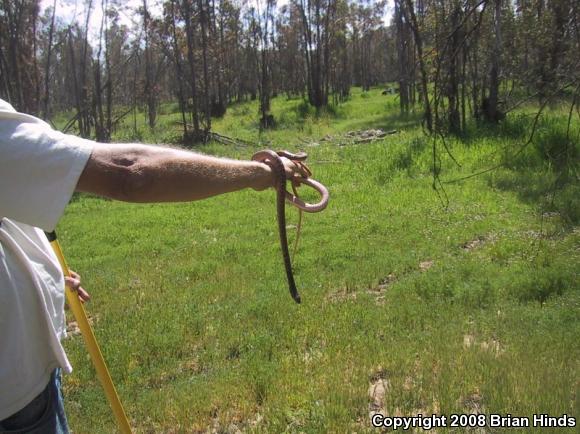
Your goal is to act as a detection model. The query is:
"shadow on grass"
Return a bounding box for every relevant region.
[459,114,531,145]
[342,112,423,132]
[472,113,580,225]
[490,168,579,225]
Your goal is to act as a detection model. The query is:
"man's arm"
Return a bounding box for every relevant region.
[76,143,292,202]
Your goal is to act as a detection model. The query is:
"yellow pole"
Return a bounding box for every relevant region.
[46,231,132,434]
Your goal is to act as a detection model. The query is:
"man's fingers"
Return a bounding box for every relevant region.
[77,287,91,303]
[295,161,312,178]
[65,276,81,291]
[293,165,309,179]
[281,158,310,181]
[65,275,91,303]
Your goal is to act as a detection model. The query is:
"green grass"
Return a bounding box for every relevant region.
[58,88,579,433]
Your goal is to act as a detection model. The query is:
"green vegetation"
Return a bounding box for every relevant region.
[59,88,579,433]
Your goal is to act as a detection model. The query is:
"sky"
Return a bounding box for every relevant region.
[39,0,393,41]
[39,0,154,41]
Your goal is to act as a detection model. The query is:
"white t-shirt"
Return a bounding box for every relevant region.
[0,99,94,420]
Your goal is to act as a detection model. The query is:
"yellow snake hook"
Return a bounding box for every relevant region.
[46,231,132,434]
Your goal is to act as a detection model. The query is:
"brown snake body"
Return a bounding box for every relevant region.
[252,150,329,304]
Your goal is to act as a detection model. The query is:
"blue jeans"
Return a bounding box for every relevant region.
[0,369,69,434]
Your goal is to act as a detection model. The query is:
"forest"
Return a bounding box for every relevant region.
[1,0,578,142]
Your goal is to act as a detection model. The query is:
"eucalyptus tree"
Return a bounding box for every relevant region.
[162,0,189,139]
[275,3,307,99]
[349,0,385,91]
[0,0,41,113]
[41,0,57,118]
[142,0,158,128]
[394,0,414,113]
[294,0,339,109]
[256,0,277,128]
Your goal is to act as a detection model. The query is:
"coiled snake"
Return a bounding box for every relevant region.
[252,150,329,303]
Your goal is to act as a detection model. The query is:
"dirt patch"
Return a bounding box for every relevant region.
[178,358,202,376]
[368,368,391,420]
[302,347,324,364]
[325,286,358,303]
[461,389,485,413]
[339,129,397,145]
[66,313,98,337]
[461,236,486,251]
[376,273,397,291]
[419,260,434,272]
[542,211,560,218]
[403,375,414,391]
[480,339,503,355]
[366,364,447,433]
[367,273,397,305]
[463,334,476,349]
[458,389,490,434]
[201,410,263,434]
[463,334,504,356]
[304,129,398,147]
[461,233,500,252]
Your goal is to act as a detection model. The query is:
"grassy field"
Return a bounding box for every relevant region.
[57,88,579,433]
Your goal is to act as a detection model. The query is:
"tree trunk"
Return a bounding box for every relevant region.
[198,0,212,135]
[170,0,189,140]
[395,0,410,114]
[403,0,432,133]
[143,0,157,129]
[182,0,201,139]
[42,0,57,119]
[484,0,502,122]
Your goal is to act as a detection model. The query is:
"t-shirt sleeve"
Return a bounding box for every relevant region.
[0,110,94,232]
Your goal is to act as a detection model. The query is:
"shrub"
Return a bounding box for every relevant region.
[296,100,314,118]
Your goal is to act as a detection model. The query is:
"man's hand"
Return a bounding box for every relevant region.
[65,270,91,303]
[253,156,310,191]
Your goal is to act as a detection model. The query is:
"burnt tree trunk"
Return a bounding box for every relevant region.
[403,0,432,133]
[42,0,57,118]
[182,0,202,140]
[484,0,502,122]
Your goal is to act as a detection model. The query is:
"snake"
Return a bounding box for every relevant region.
[252,150,329,304]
